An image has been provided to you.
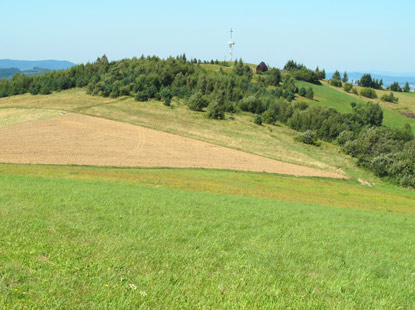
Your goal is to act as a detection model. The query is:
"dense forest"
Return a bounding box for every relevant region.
[0,55,414,186]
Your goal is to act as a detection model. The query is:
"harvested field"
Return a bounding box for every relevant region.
[0,113,345,178]
[0,108,63,127]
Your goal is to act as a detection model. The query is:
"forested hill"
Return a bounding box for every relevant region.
[0,59,75,71]
[0,67,50,79]
[1,54,415,187]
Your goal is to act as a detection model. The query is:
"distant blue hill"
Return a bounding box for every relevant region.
[0,59,75,71]
[327,72,415,90]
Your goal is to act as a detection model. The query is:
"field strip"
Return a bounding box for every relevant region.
[0,113,346,178]
[0,108,64,127]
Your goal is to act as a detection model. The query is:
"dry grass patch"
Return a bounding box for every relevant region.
[0,108,64,127]
[0,113,345,178]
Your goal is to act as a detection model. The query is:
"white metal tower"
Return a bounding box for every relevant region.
[227,28,236,62]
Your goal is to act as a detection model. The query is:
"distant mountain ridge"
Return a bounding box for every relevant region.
[0,67,51,79]
[0,59,75,71]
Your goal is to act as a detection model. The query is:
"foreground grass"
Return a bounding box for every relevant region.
[1,166,415,309]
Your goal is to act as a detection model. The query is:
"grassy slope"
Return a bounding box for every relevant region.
[0,89,376,183]
[296,80,415,129]
[1,77,415,181]
[1,164,415,215]
[1,166,415,309]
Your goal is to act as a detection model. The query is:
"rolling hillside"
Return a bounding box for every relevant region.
[1,62,415,309]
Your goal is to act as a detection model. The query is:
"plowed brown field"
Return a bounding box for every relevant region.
[0,113,345,178]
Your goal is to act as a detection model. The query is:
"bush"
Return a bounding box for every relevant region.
[262,110,275,124]
[305,87,314,99]
[360,88,377,99]
[343,83,353,93]
[295,130,318,145]
[206,101,225,119]
[160,87,173,100]
[163,97,171,106]
[39,85,51,95]
[188,92,209,111]
[298,87,306,97]
[336,130,355,146]
[330,79,342,87]
[370,154,395,177]
[381,92,399,103]
[135,91,149,101]
[119,86,130,96]
[254,114,262,125]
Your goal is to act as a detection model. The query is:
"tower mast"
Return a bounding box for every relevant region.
[227,28,236,62]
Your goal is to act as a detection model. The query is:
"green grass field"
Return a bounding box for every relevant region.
[1,164,415,309]
[296,81,415,129]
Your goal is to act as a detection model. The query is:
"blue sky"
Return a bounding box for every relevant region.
[2,0,414,72]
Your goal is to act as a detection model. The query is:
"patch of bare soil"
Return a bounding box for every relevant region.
[0,114,346,178]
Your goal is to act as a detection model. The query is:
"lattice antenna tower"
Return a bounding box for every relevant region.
[227,28,236,62]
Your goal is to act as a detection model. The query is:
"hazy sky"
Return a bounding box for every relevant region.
[2,0,414,72]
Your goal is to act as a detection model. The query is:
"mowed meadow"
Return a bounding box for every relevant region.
[1,81,415,308]
[1,165,415,309]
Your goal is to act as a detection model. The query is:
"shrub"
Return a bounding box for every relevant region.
[299,87,306,97]
[262,110,275,124]
[370,154,395,177]
[343,83,353,93]
[305,87,314,99]
[330,79,342,87]
[206,101,225,119]
[254,114,262,125]
[39,85,51,95]
[360,88,377,99]
[160,87,173,100]
[119,86,130,96]
[135,91,149,101]
[188,92,209,111]
[295,130,318,145]
[336,130,355,146]
[381,92,399,103]
[163,97,171,106]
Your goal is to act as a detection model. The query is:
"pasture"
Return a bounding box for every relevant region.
[1,165,415,309]
[296,81,415,129]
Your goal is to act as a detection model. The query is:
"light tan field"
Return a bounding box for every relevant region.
[0,108,64,127]
[0,113,345,178]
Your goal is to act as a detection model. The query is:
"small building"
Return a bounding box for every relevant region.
[256,62,268,73]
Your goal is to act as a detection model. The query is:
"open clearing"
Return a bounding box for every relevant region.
[0,113,344,178]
